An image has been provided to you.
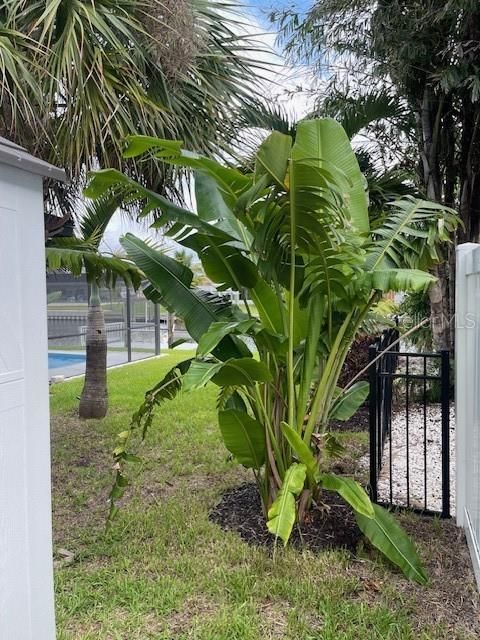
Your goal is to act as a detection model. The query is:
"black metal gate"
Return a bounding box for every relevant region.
[368,332,451,518]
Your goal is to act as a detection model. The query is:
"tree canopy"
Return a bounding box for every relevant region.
[1,0,267,214]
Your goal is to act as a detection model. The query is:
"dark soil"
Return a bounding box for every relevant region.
[330,404,369,432]
[210,483,362,553]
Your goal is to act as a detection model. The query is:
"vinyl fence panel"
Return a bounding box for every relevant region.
[456,242,480,589]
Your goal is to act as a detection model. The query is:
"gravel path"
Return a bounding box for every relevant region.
[377,404,455,513]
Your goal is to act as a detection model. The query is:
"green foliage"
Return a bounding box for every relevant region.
[91,119,458,580]
[399,291,433,351]
[45,197,142,289]
[1,0,267,213]
[267,463,307,545]
[320,474,374,519]
[274,0,480,250]
[51,355,469,638]
[328,382,370,422]
[321,89,411,141]
[356,503,428,585]
[219,409,266,469]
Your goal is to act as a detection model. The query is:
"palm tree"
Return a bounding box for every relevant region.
[1,0,267,416]
[1,0,266,216]
[46,198,142,418]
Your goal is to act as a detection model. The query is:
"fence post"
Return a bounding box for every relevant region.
[126,286,132,363]
[154,304,161,356]
[440,349,450,518]
[455,243,477,526]
[369,344,378,503]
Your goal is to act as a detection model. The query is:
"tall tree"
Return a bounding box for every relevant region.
[1,0,266,219]
[274,0,480,350]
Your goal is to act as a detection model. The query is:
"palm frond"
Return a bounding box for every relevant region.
[365,197,458,272]
[318,89,411,140]
[3,0,269,214]
[45,237,142,289]
[78,195,123,246]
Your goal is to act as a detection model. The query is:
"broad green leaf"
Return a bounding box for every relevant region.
[292,119,370,235]
[267,463,307,545]
[183,357,272,390]
[195,172,252,246]
[197,320,257,357]
[255,130,292,188]
[218,409,265,468]
[250,278,285,335]
[211,358,273,387]
[184,234,258,289]
[126,141,251,208]
[123,135,183,159]
[254,328,288,357]
[329,381,369,422]
[120,234,246,360]
[86,170,233,243]
[320,473,375,519]
[370,268,436,293]
[356,503,428,584]
[159,149,251,200]
[281,423,319,483]
[121,136,251,203]
[182,361,222,391]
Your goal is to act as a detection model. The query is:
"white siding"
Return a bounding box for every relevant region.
[0,164,56,638]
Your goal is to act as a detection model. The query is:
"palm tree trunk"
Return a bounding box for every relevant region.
[419,88,451,351]
[79,282,108,419]
[429,263,450,352]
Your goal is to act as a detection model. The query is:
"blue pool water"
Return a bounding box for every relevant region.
[48,352,86,369]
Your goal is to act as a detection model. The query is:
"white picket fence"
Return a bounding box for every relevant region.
[456,243,480,588]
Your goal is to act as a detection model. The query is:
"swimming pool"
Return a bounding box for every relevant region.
[48,352,86,369]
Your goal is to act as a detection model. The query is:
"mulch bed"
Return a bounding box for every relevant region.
[210,483,361,553]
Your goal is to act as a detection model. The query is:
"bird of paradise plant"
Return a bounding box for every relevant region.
[86,119,457,583]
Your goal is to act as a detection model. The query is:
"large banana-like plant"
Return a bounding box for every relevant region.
[86,119,457,583]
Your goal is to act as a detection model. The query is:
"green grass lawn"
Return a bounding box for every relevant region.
[51,353,479,639]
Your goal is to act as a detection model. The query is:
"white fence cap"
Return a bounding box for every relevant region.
[0,136,66,182]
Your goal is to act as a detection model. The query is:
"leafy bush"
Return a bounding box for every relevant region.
[87,119,458,582]
[399,291,432,351]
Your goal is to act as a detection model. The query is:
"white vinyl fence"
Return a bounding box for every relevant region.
[456,243,480,588]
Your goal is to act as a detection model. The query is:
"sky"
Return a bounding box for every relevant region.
[248,0,310,21]
[101,1,315,252]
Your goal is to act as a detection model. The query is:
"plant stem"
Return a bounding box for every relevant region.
[303,311,353,443]
[287,159,296,430]
[253,386,286,476]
